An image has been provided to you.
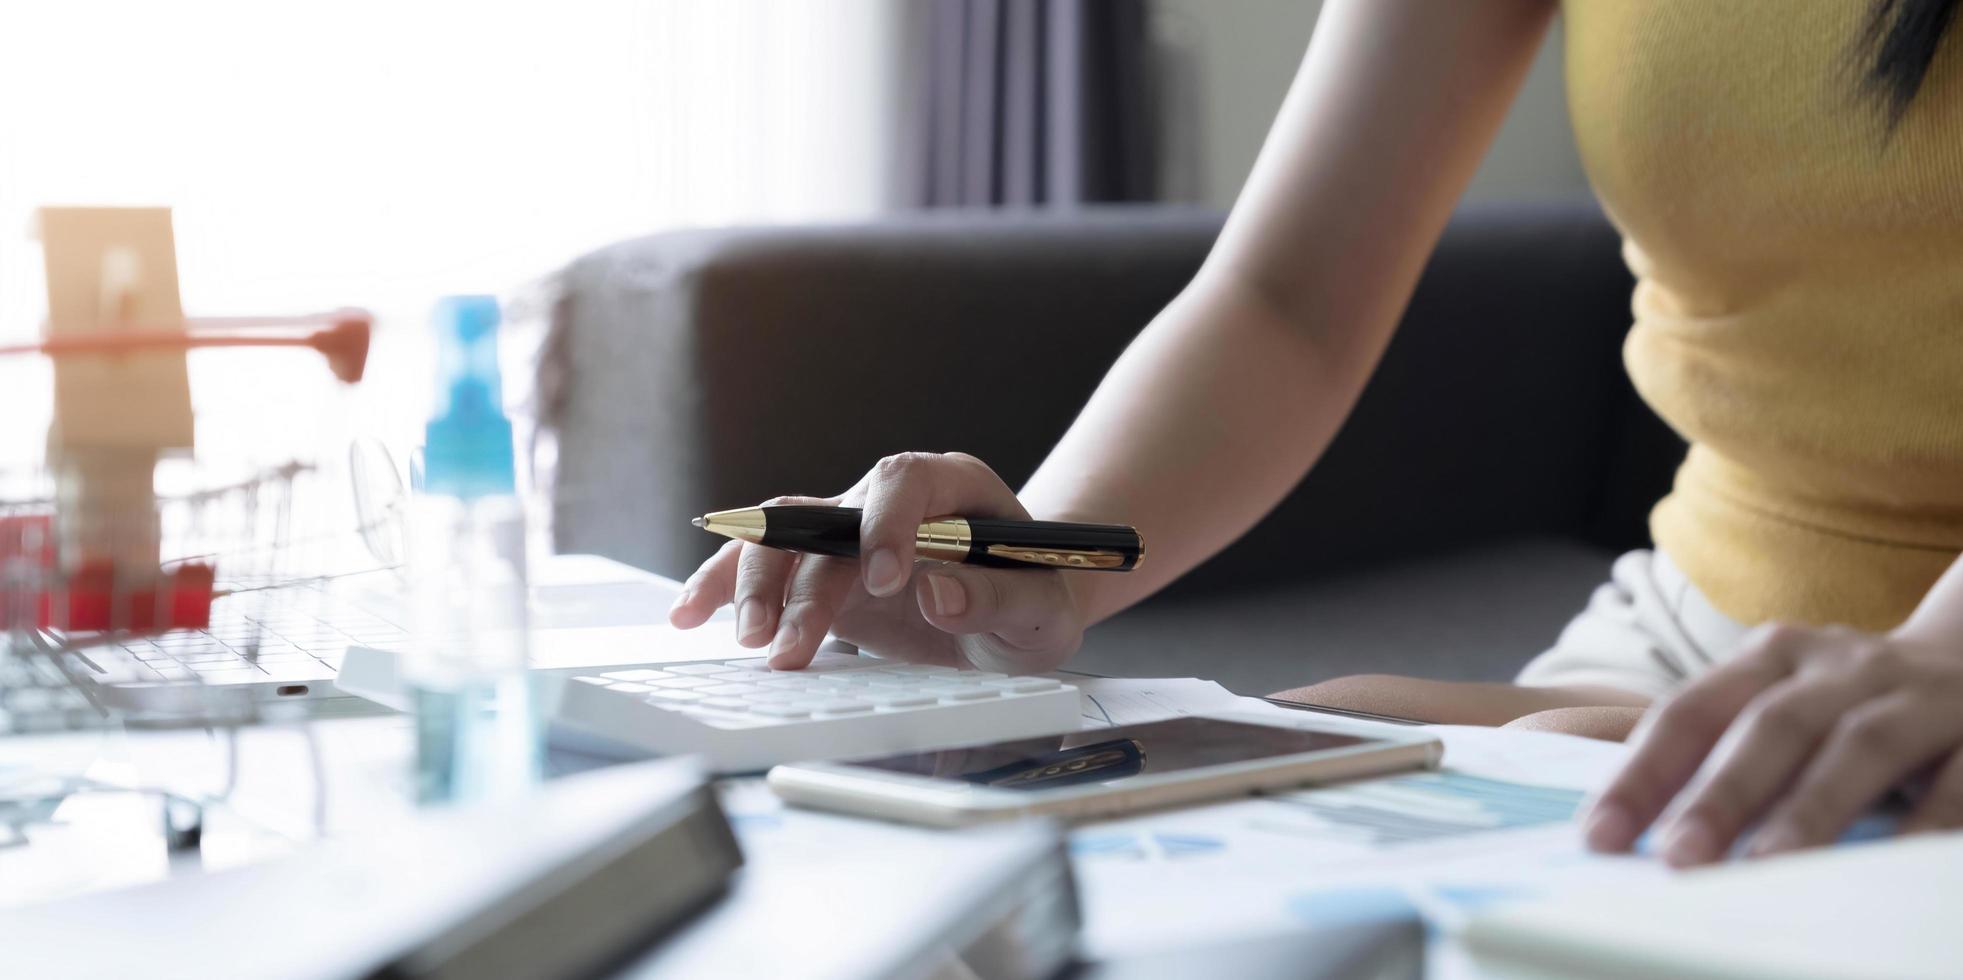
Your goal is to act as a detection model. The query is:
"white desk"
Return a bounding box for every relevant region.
[2,683,1656,980]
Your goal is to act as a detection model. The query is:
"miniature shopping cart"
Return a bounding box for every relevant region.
[0,208,401,865]
[0,310,376,735]
[0,207,381,736]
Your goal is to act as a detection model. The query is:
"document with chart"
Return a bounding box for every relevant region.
[1058,707,1667,961]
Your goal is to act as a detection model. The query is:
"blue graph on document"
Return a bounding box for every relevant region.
[1253,771,1584,847]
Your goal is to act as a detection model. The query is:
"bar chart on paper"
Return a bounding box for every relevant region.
[1065,771,1599,960]
[1251,772,1584,847]
[1068,771,1586,868]
[1060,725,1638,962]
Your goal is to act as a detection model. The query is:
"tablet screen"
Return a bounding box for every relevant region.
[842,716,1375,792]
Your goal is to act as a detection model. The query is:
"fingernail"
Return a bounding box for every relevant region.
[1661,817,1719,867]
[1582,802,1634,852]
[767,623,802,668]
[1747,824,1802,858]
[738,599,768,644]
[866,549,902,596]
[668,586,693,613]
[927,573,967,618]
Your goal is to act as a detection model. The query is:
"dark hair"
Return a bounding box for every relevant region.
[1860,0,1961,126]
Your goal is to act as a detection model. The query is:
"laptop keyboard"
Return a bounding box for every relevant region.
[1,589,407,732]
[109,597,408,684]
[0,654,98,733]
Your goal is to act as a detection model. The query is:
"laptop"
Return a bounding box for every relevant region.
[12,554,735,730]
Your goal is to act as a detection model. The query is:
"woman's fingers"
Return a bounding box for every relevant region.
[913,565,1081,673]
[663,461,1088,674]
[731,543,795,647]
[1903,748,1963,835]
[857,452,1026,598]
[720,494,833,647]
[769,554,861,669]
[669,539,742,628]
[1588,622,1963,866]
[1582,624,1805,853]
[1749,691,1963,856]
[1649,669,1884,866]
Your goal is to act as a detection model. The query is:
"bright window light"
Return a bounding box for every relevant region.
[0,0,900,463]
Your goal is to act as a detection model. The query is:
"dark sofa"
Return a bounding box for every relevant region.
[541,200,1684,696]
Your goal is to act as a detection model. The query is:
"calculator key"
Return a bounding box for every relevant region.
[602,668,672,681]
[573,676,610,685]
[691,711,770,730]
[936,687,998,702]
[991,677,1062,692]
[648,689,704,703]
[751,703,812,718]
[651,676,716,689]
[606,682,653,693]
[698,697,751,710]
[666,664,732,675]
[812,701,874,715]
[699,683,764,696]
[869,692,937,708]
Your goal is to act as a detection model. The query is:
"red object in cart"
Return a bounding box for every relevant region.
[0,514,216,631]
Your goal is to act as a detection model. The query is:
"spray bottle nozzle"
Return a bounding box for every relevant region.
[423,295,515,499]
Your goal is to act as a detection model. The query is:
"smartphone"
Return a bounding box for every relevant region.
[766,712,1443,827]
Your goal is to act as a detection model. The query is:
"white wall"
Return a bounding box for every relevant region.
[1149,1,1590,208]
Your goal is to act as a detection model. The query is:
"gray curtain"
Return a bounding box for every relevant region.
[903,0,1157,207]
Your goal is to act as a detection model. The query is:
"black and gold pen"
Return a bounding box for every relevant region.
[691,505,1144,571]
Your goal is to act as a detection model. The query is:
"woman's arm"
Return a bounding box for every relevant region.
[1896,549,1963,645]
[671,0,1561,671]
[1024,0,1559,625]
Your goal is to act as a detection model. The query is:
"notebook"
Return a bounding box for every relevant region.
[1460,833,1963,980]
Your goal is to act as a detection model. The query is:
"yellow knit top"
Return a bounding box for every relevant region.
[1561,0,1963,631]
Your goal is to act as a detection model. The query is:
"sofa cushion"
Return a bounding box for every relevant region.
[543,202,1673,593]
[1072,537,1614,695]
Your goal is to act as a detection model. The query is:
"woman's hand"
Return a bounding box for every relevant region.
[1582,622,1963,867]
[665,452,1087,674]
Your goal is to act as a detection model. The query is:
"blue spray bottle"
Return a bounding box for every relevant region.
[406,295,540,803]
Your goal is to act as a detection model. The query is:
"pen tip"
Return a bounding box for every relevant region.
[691,517,706,528]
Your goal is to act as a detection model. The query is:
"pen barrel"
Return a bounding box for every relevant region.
[963,518,1143,572]
[758,506,864,558]
[750,507,1143,571]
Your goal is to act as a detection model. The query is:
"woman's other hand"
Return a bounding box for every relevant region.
[665,452,1087,674]
[1582,622,1963,866]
